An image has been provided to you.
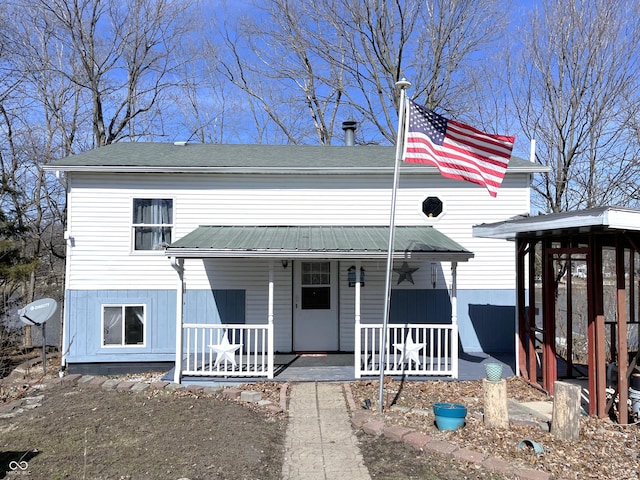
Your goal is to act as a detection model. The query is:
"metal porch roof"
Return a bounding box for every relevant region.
[166,225,474,261]
[472,206,640,240]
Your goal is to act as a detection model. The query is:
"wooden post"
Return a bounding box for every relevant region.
[483,379,509,428]
[542,241,558,394]
[24,325,32,348]
[528,240,538,386]
[551,381,581,441]
[615,240,629,424]
[516,239,528,380]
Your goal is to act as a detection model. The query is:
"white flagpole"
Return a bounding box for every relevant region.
[378,78,411,412]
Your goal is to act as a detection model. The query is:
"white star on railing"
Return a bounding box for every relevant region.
[394,335,426,366]
[210,332,242,368]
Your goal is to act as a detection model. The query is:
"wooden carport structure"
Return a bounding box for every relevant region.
[473,207,640,424]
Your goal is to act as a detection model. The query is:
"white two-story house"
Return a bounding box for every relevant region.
[46,136,545,380]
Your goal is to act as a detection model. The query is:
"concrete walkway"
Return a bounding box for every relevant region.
[282,382,371,480]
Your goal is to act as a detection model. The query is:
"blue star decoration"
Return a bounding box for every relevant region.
[394,262,419,285]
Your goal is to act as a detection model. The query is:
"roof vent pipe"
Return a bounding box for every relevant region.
[342,120,357,146]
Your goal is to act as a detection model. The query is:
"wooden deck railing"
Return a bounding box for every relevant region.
[178,322,456,380]
[181,323,274,378]
[355,323,458,378]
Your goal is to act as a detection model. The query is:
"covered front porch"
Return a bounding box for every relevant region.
[164,351,516,384]
[165,225,474,384]
[171,320,462,381]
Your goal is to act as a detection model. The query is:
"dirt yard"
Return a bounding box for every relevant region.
[1,356,639,479]
[0,382,286,479]
[0,372,505,480]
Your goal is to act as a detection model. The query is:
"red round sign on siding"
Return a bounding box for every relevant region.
[18,298,57,325]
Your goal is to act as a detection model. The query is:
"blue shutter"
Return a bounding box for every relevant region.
[212,290,246,324]
[389,289,452,324]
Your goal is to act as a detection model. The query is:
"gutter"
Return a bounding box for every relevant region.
[164,249,474,261]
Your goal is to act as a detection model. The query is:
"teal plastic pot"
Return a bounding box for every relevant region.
[484,362,503,381]
[433,403,467,431]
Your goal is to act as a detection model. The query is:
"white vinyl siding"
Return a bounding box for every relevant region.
[189,259,292,351]
[64,171,529,291]
[338,261,387,350]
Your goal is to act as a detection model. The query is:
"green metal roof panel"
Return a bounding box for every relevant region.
[45,142,547,174]
[166,225,473,260]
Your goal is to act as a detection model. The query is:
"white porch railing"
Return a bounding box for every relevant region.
[355,323,458,378]
[181,323,274,378]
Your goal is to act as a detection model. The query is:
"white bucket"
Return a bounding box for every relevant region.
[629,387,640,417]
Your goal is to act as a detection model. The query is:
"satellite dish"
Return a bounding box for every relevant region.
[18,298,58,325]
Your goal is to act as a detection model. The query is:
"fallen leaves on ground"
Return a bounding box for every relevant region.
[348,377,640,480]
[4,355,639,480]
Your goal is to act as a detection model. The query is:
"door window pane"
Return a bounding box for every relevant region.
[301,262,331,309]
[302,262,330,285]
[301,287,330,309]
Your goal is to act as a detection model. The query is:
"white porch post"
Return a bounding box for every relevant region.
[451,261,459,379]
[267,262,275,379]
[354,260,362,379]
[171,257,185,383]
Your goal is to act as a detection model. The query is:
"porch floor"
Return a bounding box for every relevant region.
[165,351,516,386]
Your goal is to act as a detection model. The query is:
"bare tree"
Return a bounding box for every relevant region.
[319,0,508,142]
[0,5,22,105]
[31,0,195,147]
[0,3,71,344]
[208,1,337,144]
[207,0,508,145]
[509,0,640,213]
[0,0,198,346]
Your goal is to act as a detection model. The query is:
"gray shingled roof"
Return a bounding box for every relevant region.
[44,142,547,174]
[166,225,474,260]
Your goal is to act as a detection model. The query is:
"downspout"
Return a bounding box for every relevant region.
[56,170,71,373]
[170,256,185,383]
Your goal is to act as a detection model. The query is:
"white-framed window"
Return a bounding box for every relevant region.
[132,198,173,251]
[102,304,145,347]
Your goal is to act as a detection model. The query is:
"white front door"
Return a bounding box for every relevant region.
[293,261,339,351]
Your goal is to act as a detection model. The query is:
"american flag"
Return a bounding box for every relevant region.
[402,100,515,197]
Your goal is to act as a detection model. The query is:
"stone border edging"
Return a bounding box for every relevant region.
[342,382,555,480]
[1,373,286,419]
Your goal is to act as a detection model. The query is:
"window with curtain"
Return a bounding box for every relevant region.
[102,305,145,346]
[132,198,173,250]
